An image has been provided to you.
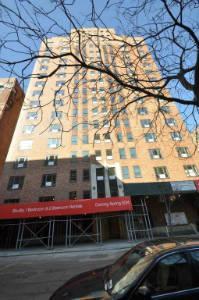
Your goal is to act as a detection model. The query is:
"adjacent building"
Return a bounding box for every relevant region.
[0,78,24,176]
[0,29,199,248]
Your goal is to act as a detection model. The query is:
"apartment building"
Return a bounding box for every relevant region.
[0,78,24,176]
[0,29,199,248]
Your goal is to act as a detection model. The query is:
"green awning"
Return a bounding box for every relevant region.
[124,182,172,196]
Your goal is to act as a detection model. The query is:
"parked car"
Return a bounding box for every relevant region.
[50,237,199,299]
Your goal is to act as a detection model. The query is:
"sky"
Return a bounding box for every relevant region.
[0,0,198,130]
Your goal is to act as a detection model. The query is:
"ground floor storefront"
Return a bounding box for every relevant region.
[0,181,199,250]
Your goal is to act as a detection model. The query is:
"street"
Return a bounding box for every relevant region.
[0,248,125,300]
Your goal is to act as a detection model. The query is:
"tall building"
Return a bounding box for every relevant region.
[0,78,24,176]
[0,29,199,249]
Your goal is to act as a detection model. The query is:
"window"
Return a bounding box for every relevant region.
[83,190,90,199]
[22,125,35,134]
[119,148,126,159]
[92,107,98,115]
[82,98,88,104]
[123,119,130,128]
[104,133,111,142]
[69,191,77,200]
[92,97,97,104]
[129,148,137,158]
[106,149,113,160]
[95,150,102,161]
[40,65,48,71]
[82,108,88,116]
[82,88,87,94]
[35,81,45,88]
[154,166,169,179]
[160,105,170,113]
[71,135,78,145]
[138,107,148,115]
[54,99,64,106]
[4,198,20,204]
[184,165,198,177]
[145,253,192,294]
[176,147,189,158]
[94,134,100,143]
[82,135,89,144]
[72,108,78,117]
[14,157,27,168]
[149,149,162,159]
[96,167,104,180]
[83,169,90,181]
[82,122,88,129]
[115,119,120,127]
[127,132,134,142]
[51,111,62,119]
[48,138,60,148]
[70,151,77,162]
[166,118,176,126]
[133,165,142,178]
[117,132,123,142]
[41,174,56,187]
[108,167,116,179]
[190,250,199,287]
[55,89,64,96]
[82,151,89,161]
[70,170,77,182]
[141,119,152,128]
[45,155,57,166]
[32,90,42,97]
[49,123,61,133]
[171,131,182,141]
[56,73,66,79]
[145,132,157,142]
[30,100,39,108]
[7,176,25,190]
[39,196,55,202]
[19,140,33,150]
[93,120,99,129]
[27,112,38,120]
[122,166,130,179]
[56,81,65,87]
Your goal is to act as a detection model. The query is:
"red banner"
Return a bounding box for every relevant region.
[0,197,132,220]
[195,180,199,191]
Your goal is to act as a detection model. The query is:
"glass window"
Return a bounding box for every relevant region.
[7,176,25,190]
[82,135,89,144]
[54,99,64,107]
[49,124,61,132]
[83,169,90,181]
[104,133,111,142]
[56,81,65,87]
[184,165,198,177]
[39,196,55,202]
[127,132,134,142]
[117,132,123,142]
[51,111,62,119]
[95,150,102,160]
[145,253,192,294]
[166,118,176,126]
[106,149,113,159]
[83,190,90,199]
[45,155,57,166]
[4,198,20,204]
[154,166,169,179]
[190,250,199,287]
[71,135,78,145]
[27,112,38,120]
[82,108,88,116]
[94,134,100,143]
[145,132,157,142]
[41,174,56,187]
[69,191,77,200]
[171,131,182,141]
[92,107,98,115]
[129,148,137,158]
[122,166,130,179]
[133,165,142,178]
[137,107,148,115]
[160,105,170,113]
[48,138,61,148]
[55,89,64,96]
[14,157,27,168]
[82,151,89,161]
[149,149,162,159]
[70,169,77,182]
[119,148,126,159]
[123,119,130,128]
[140,119,152,128]
[19,140,33,150]
[35,81,45,87]
[23,125,35,134]
[30,100,39,108]
[176,147,189,158]
[82,98,88,104]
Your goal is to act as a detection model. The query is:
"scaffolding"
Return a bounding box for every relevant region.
[0,199,153,250]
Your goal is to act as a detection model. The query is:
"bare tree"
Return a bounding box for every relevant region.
[0,0,198,144]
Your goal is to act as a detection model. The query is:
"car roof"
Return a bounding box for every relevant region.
[136,236,199,257]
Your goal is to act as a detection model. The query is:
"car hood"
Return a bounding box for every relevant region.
[50,267,111,300]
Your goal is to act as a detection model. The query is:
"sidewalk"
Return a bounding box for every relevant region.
[0,240,137,258]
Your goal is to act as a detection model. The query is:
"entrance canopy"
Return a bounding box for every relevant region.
[0,196,132,220]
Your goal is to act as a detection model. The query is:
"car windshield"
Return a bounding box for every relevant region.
[106,244,159,297]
